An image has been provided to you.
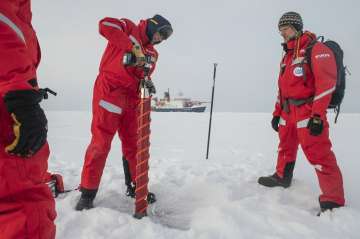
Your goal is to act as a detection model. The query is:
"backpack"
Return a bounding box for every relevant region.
[305,36,348,123]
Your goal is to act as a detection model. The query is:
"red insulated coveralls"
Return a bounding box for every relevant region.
[80,17,158,190]
[0,1,56,238]
[273,31,345,206]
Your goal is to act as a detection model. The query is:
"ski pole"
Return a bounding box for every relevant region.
[206,63,218,159]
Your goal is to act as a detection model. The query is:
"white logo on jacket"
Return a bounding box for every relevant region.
[293,66,304,77]
[315,53,331,59]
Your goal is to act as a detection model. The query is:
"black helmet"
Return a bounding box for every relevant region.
[146,14,173,41]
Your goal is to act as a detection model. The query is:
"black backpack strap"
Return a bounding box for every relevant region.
[334,104,341,124]
[301,36,325,83]
[306,35,325,63]
[317,36,325,43]
[299,34,317,80]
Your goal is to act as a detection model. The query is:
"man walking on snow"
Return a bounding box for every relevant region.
[76,14,173,210]
[258,12,345,214]
[0,0,56,238]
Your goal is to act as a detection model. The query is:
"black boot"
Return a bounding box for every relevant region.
[126,183,157,204]
[317,201,343,216]
[258,173,292,188]
[147,192,157,204]
[126,182,136,198]
[123,156,156,204]
[122,156,132,189]
[75,188,98,211]
[258,162,295,188]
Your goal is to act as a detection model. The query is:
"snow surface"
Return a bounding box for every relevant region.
[47,111,360,239]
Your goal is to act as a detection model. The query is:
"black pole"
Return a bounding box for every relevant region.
[206,63,217,159]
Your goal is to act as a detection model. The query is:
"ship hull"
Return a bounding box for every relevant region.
[152,106,206,112]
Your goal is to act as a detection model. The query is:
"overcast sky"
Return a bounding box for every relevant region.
[32,0,360,112]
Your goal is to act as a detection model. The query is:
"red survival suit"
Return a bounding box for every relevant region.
[80,18,158,191]
[273,31,345,206]
[0,1,56,238]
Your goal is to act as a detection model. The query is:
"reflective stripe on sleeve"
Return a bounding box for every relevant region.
[313,86,336,102]
[0,13,26,44]
[102,21,123,31]
[129,35,141,46]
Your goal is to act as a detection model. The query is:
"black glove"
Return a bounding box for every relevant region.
[307,114,324,136]
[4,89,48,157]
[47,174,65,198]
[271,116,280,132]
[143,79,156,95]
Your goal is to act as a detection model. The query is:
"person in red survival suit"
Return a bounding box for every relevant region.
[75,14,173,210]
[0,0,57,238]
[258,12,345,215]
